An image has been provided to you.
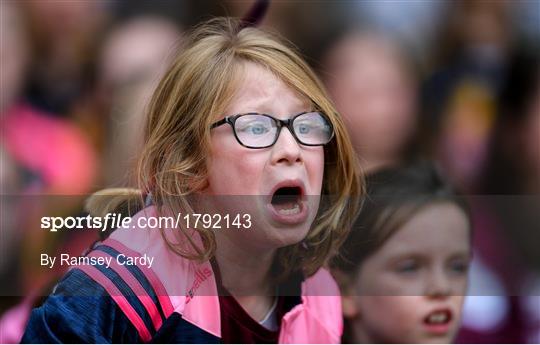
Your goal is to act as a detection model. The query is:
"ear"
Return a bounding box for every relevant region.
[332,269,361,319]
[342,293,360,319]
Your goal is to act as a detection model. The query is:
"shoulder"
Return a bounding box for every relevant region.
[301,268,343,340]
[278,268,343,343]
[303,267,341,297]
[68,238,178,341]
[22,269,140,343]
[22,230,181,344]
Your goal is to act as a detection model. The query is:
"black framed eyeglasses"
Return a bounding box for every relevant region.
[210,111,334,149]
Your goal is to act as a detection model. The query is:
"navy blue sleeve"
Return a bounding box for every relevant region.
[21,269,141,344]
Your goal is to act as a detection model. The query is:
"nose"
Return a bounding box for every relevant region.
[425,268,452,299]
[270,126,303,165]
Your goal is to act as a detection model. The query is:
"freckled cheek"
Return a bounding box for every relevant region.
[304,149,325,193]
[208,149,267,195]
[453,277,469,295]
[451,295,466,315]
[381,297,427,327]
[360,296,422,334]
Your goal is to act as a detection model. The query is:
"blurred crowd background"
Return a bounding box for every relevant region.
[0,0,539,343]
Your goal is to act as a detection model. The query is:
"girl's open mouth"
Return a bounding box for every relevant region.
[267,182,308,224]
[423,308,453,335]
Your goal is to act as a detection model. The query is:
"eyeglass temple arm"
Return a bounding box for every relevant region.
[210,117,229,129]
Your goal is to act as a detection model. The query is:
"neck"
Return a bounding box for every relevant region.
[347,319,375,344]
[213,231,277,322]
[213,231,275,296]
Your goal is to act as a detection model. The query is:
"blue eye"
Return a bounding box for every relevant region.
[395,260,420,274]
[448,260,470,275]
[249,124,268,135]
[297,124,311,134]
[238,122,269,135]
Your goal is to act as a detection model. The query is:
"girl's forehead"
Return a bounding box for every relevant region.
[377,203,471,257]
[224,61,310,116]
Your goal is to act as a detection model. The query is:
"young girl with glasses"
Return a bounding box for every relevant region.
[332,162,471,343]
[22,17,361,343]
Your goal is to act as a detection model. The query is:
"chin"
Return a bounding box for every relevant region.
[253,197,317,249]
[265,223,311,249]
[414,331,456,344]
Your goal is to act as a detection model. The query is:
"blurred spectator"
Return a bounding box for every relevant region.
[433,80,496,193]
[0,1,98,195]
[0,0,30,115]
[2,104,98,194]
[421,2,539,341]
[483,51,540,195]
[423,0,516,193]
[96,16,182,186]
[0,0,99,328]
[513,0,540,45]
[322,30,420,173]
[350,0,445,66]
[21,0,108,116]
[457,50,540,343]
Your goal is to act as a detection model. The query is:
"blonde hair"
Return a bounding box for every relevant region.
[88,17,362,278]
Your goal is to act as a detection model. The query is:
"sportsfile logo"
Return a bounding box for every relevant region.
[185,267,212,303]
[41,212,252,232]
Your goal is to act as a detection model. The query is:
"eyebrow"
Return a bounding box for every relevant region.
[228,94,312,117]
[386,250,472,263]
[224,110,315,119]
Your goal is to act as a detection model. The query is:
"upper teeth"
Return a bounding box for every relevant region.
[428,312,448,324]
[277,203,300,215]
